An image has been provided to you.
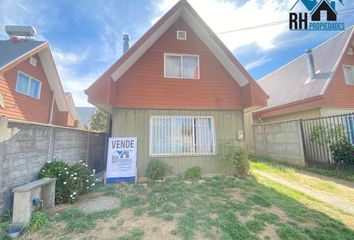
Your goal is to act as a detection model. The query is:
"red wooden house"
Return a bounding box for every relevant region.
[0,31,79,127]
[86,0,267,178]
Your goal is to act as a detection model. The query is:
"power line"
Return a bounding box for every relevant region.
[216,7,354,35]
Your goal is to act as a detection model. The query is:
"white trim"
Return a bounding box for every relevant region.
[15,71,42,99]
[149,115,216,157]
[176,30,187,40]
[164,53,200,79]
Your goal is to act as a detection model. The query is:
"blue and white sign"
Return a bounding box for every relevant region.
[106,137,137,183]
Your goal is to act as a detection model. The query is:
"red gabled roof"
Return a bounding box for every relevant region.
[85,0,267,111]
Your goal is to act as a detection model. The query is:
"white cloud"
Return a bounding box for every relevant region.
[152,0,291,50]
[51,48,98,107]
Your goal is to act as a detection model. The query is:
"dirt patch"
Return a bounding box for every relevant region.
[259,223,280,240]
[265,206,291,222]
[78,196,120,214]
[228,188,248,202]
[87,208,179,240]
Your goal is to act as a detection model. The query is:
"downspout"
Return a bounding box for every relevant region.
[49,90,55,125]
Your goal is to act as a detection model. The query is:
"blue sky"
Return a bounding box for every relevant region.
[0,0,353,106]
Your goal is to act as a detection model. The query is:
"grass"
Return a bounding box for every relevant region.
[251,156,354,182]
[10,166,354,240]
[28,211,50,232]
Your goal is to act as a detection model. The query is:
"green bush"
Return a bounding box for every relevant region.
[40,160,96,204]
[219,144,250,177]
[330,141,354,165]
[146,159,169,180]
[185,166,201,180]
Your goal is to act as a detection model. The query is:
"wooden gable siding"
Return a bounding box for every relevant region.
[111,18,243,110]
[324,37,354,108]
[0,54,53,123]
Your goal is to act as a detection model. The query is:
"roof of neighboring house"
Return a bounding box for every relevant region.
[0,38,79,121]
[257,26,354,113]
[85,0,267,112]
[0,39,46,69]
[65,93,80,121]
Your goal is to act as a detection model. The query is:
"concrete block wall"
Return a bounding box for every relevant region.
[253,120,305,165]
[0,117,108,216]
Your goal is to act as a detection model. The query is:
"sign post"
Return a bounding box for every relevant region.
[106,137,137,183]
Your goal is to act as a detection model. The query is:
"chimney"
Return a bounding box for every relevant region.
[123,34,130,54]
[305,49,316,79]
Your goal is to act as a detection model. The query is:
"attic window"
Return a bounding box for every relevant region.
[29,57,37,67]
[343,65,354,85]
[164,53,199,79]
[177,30,187,40]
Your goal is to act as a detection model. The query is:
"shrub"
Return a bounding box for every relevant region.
[146,159,169,180]
[185,166,201,180]
[219,144,250,177]
[40,160,96,204]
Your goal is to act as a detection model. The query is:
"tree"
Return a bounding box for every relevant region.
[89,108,109,132]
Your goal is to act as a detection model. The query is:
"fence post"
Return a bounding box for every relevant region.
[299,119,308,165]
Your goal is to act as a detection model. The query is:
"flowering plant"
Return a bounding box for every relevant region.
[39,159,97,204]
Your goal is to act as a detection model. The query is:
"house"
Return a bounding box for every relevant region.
[254,25,354,123]
[0,26,79,127]
[311,0,337,21]
[85,0,267,178]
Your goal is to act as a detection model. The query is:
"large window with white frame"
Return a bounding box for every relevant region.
[16,72,41,99]
[164,54,199,79]
[150,116,216,156]
[343,65,354,85]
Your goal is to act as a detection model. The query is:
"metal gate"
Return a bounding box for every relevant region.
[300,113,354,165]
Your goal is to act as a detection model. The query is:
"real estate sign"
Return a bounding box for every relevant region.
[106,137,137,183]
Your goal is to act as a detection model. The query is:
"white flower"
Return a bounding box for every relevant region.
[87,187,89,189]
[66,172,69,174]
[42,169,45,172]
[47,161,52,163]
[91,183,95,186]
[90,174,94,177]
[73,192,76,195]
[70,174,73,177]
[63,182,67,185]
[79,160,83,163]
[74,173,77,175]
[74,177,77,180]
[86,180,89,182]
[64,168,67,170]
[58,174,61,176]
[72,197,75,200]
[70,194,73,197]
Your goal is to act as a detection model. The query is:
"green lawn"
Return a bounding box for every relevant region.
[250,156,354,182]
[1,170,352,240]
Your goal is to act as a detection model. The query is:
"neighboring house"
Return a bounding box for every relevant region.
[0,27,78,127]
[254,25,354,123]
[65,93,80,127]
[86,0,267,177]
